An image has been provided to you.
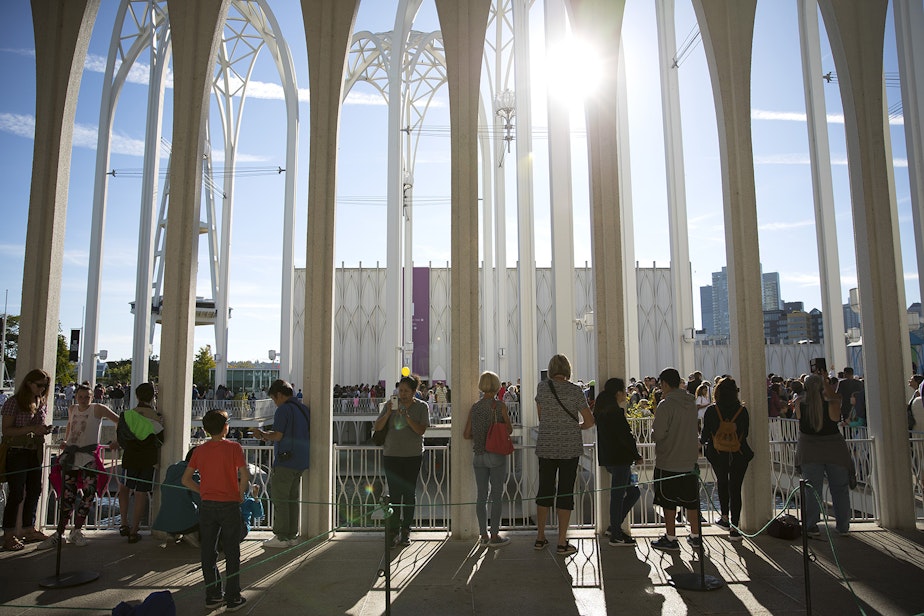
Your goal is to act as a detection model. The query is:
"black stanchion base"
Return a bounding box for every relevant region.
[39,570,99,588]
[669,573,725,591]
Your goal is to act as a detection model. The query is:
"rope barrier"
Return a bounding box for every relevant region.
[0,458,891,614]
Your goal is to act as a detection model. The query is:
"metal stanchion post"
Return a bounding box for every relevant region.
[376,495,393,615]
[800,479,812,615]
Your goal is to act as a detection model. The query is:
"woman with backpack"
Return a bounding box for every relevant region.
[700,376,753,541]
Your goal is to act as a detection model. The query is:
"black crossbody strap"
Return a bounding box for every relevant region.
[547,380,579,423]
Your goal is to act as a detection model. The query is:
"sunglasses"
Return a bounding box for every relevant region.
[31,381,50,389]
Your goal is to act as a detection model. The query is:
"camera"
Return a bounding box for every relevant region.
[809,357,827,375]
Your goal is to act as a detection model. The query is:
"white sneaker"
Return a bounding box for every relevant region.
[262,535,290,549]
[68,529,88,546]
[37,533,61,550]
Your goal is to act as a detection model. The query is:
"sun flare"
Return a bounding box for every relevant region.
[545,37,605,108]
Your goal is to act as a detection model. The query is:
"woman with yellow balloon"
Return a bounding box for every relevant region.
[373,370,429,547]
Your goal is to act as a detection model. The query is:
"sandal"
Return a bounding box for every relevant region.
[3,535,24,552]
[533,538,549,550]
[119,525,130,537]
[556,543,578,556]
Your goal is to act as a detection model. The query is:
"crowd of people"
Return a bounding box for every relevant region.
[3,358,920,608]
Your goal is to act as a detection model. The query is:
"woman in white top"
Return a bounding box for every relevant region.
[694,382,711,421]
[38,384,118,549]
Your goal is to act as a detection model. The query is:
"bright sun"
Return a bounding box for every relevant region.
[545,36,605,108]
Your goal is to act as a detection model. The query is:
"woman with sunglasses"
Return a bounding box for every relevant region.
[2,369,54,551]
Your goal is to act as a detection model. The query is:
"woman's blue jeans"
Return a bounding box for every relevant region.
[801,462,851,533]
[605,464,640,539]
[473,452,507,536]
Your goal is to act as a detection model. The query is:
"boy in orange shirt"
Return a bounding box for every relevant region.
[182,410,250,611]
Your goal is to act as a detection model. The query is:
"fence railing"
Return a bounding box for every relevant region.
[330,399,522,426]
[191,398,277,421]
[25,421,921,535]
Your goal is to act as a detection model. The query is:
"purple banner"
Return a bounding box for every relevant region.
[412,267,430,378]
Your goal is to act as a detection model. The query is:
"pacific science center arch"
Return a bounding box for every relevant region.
[16,0,921,537]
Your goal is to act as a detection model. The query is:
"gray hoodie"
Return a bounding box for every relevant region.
[652,388,700,472]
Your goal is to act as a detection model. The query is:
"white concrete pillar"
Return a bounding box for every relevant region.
[817,0,916,529]
[434,0,492,540]
[656,0,696,376]
[616,41,639,382]
[797,0,847,370]
[133,30,170,399]
[300,0,361,538]
[544,0,577,362]
[19,0,100,385]
[691,0,771,531]
[160,0,229,467]
[569,0,629,382]
[894,0,924,313]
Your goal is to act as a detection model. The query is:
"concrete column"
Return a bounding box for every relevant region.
[160,0,229,467]
[616,41,639,382]
[656,0,696,376]
[300,0,360,538]
[797,0,847,370]
[19,0,99,386]
[894,0,924,313]
[568,0,628,382]
[817,0,915,529]
[434,0,492,540]
[691,0,771,531]
[133,32,170,399]
[544,0,577,362]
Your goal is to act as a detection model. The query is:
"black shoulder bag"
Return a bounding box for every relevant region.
[547,380,579,422]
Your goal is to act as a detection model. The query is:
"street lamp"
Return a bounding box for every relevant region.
[494,89,516,157]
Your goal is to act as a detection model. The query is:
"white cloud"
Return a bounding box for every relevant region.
[0,242,25,257]
[0,47,35,57]
[752,107,903,126]
[781,273,823,289]
[0,112,36,139]
[759,219,815,231]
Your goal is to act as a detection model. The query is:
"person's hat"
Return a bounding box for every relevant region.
[135,382,156,402]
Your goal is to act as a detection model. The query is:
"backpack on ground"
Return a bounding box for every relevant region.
[767,513,802,540]
[712,405,744,453]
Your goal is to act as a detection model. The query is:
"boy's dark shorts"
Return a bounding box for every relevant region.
[121,467,156,493]
[652,467,700,510]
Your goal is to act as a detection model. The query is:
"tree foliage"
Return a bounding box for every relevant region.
[56,333,76,384]
[193,345,216,389]
[105,360,132,385]
[1,314,18,382]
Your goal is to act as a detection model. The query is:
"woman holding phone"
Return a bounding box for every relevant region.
[373,374,430,547]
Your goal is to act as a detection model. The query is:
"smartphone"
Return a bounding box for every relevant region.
[809,357,827,375]
[391,395,398,410]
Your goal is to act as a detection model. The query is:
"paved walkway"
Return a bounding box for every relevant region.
[1,524,923,615]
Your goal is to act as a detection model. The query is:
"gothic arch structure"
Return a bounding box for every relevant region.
[17,0,922,539]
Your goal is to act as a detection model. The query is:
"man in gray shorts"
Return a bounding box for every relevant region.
[651,368,702,551]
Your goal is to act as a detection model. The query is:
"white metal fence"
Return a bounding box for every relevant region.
[18,419,923,535]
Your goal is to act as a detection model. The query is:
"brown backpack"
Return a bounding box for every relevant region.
[712,406,744,453]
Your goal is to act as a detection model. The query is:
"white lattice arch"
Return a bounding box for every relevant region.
[82,0,299,394]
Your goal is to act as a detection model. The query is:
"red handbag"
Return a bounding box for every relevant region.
[484,402,513,455]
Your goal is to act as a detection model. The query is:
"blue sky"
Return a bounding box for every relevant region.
[0,0,919,365]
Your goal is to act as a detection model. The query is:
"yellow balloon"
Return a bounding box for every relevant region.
[401,366,410,377]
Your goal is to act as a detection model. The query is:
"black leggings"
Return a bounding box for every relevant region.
[383,456,422,531]
[708,452,750,525]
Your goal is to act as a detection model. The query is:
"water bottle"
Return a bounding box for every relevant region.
[630,470,639,486]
